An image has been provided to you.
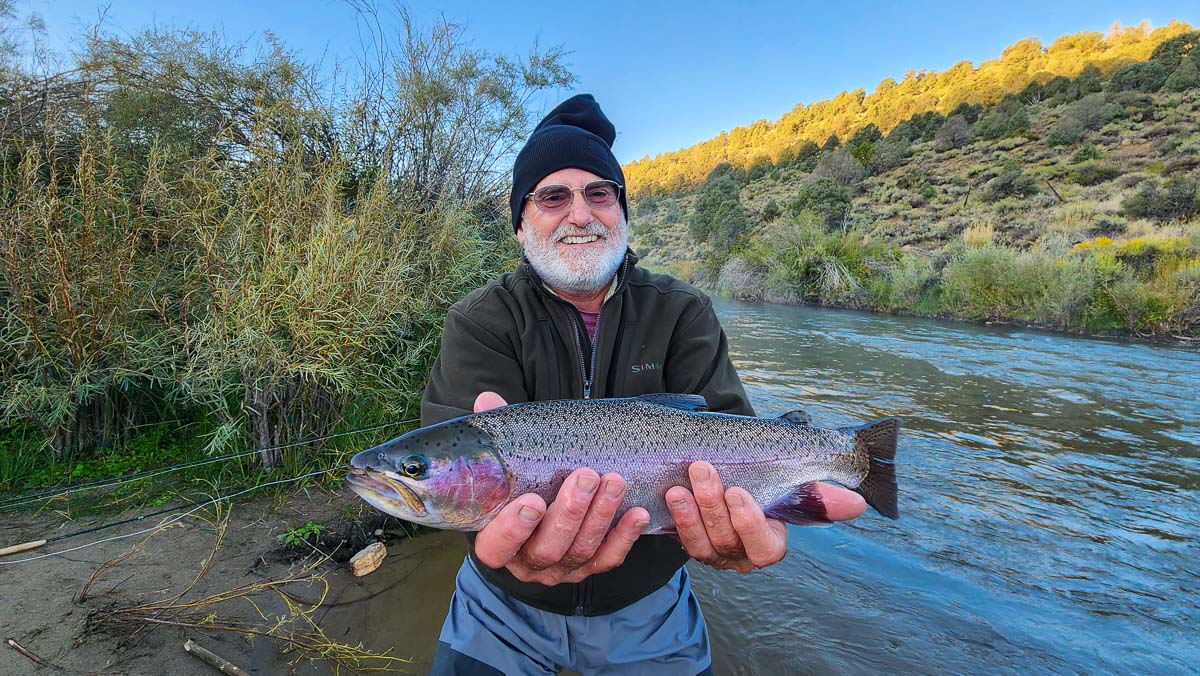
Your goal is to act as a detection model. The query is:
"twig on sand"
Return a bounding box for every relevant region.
[183,639,250,676]
[5,638,115,675]
[6,638,51,668]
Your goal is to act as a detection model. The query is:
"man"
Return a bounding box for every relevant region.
[422,94,865,675]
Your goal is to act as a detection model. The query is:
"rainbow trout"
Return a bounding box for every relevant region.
[346,394,900,533]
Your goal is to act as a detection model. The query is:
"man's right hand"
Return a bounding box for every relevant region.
[470,392,650,586]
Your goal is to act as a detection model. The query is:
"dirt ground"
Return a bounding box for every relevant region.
[0,486,466,675]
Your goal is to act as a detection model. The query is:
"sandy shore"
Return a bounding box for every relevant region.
[0,487,465,675]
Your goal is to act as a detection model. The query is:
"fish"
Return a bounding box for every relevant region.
[346,393,900,533]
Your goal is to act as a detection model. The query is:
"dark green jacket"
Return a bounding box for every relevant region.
[421,251,753,616]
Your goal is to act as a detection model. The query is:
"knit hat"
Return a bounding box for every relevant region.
[510,94,628,232]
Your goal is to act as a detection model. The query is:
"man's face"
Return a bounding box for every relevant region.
[518,168,628,295]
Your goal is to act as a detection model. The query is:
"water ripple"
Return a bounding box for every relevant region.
[705,299,1200,674]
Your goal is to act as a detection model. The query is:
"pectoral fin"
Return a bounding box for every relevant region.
[763,483,832,526]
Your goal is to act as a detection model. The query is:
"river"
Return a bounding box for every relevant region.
[696,298,1200,674]
[341,299,1200,674]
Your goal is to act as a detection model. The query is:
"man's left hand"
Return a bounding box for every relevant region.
[665,461,867,573]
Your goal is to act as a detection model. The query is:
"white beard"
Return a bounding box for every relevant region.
[522,215,628,294]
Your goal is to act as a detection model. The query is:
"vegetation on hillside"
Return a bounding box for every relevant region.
[0,7,565,489]
[631,27,1200,339]
[626,20,1195,194]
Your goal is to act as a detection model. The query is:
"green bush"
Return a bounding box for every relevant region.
[1107,61,1170,93]
[813,149,867,187]
[1121,177,1200,221]
[935,115,973,151]
[973,97,1031,140]
[787,177,852,227]
[1165,57,1200,92]
[981,164,1039,202]
[1071,144,1103,163]
[1068,160,1122,186]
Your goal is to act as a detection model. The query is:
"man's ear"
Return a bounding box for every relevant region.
[515,219,526,245]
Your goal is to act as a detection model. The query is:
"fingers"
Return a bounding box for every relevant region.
[725,487,787,568]
[473,493,546,569]
[687,461,745,559]
[814,482,867,521]
[474,391,508,413]
[517,468,601,570]
[666,485,719,563]
[564,506,649,583]
[558,473,627,569]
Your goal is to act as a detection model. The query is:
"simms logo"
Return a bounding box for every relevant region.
[631,362,662,373]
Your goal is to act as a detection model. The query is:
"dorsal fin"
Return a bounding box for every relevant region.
[779,410,812,426]
[637,393,709,411]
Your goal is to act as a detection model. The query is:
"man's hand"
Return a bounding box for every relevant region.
[666,461,867,573]
[470,392,650,585]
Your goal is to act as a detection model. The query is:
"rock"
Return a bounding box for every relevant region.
[350,542,387,577]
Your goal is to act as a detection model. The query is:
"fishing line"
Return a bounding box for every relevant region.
[0,418,417,511]
[0,467,335,565]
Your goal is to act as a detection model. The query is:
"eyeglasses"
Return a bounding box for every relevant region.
[525,180,623,213]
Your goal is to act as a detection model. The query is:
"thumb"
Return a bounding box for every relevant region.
[474,391,508,413]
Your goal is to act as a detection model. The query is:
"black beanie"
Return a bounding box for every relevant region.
[510,94,628,232]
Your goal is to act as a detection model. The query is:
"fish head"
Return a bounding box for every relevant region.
[346,420,511,530]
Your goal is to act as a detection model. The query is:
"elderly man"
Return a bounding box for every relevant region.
[423,94,864,675]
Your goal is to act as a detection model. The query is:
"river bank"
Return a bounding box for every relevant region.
[0,487,463,675]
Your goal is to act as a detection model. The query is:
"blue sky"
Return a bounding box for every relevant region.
[22,0,1200,164]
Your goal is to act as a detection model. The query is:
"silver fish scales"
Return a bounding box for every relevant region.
[347,394,900,532]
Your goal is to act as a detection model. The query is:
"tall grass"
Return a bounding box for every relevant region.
[0,13,548,486]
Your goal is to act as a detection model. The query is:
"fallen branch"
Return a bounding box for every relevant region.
[6,638,51,668]
[183,639,250,676]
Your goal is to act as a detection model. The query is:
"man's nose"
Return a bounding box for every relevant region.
[567,188,594,224]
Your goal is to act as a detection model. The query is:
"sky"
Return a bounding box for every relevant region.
[19,0,1200,164]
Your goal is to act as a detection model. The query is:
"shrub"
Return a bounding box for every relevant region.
[813,149,867,187]
[1121,177,1200,222]
[1047,117,1084,147]
[981,164,1039,202]
[1107,61,1170,93]
[762,198,782,222]
[887,111,946,143]
[871,137,912,172]
[935,115,973,151]
[787,177,852,227]
[688,168,746,253]
[1068,160,1122,186]
[1071,144,1103,163]
[973,97,1030,140]
[1165,57,1200,92]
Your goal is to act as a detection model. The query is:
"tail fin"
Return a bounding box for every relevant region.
[849,418,901,519]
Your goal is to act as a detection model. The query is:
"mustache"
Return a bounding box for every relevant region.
[551,222,608,242]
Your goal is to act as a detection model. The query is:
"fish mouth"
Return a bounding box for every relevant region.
[345,466,428,517]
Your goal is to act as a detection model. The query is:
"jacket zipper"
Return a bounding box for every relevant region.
[566,256,630,400]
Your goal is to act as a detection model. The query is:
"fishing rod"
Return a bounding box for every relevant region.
[0,467,337,565]
[0,418,417,512]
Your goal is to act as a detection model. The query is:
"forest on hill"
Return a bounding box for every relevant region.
[625,20,1195,193]
[629,25,1200,340]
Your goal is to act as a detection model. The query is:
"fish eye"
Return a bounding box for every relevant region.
[400,454,428,479]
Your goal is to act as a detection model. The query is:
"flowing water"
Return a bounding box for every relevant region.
[696,298,1200,674]
[345,300,1199,674]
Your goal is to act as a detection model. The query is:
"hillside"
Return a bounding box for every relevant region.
[624,20,1195,193]
[628,29,1200,338]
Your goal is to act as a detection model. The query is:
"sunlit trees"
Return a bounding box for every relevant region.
[624,20,1195,194]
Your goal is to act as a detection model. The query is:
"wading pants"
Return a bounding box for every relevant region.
[431,557,713,675]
